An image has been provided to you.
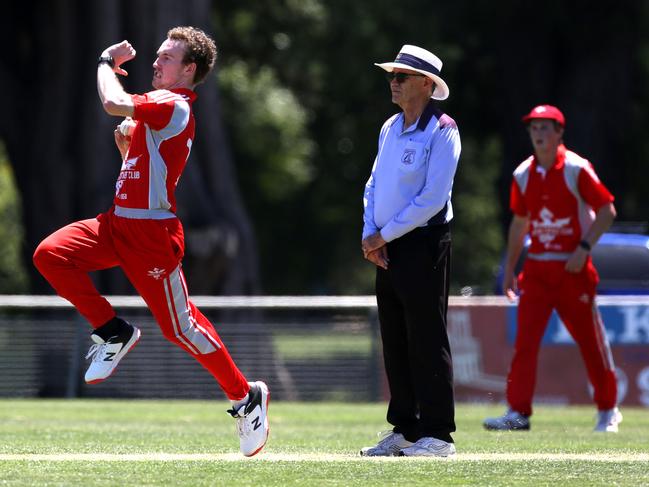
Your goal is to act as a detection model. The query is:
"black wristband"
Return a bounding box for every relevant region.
[97,55,115,68]
[579,240,591,252]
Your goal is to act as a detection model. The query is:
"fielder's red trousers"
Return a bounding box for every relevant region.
[507,258,617,416]
[33,208,249,400]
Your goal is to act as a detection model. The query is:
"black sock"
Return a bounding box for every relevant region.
[92,317,129,341]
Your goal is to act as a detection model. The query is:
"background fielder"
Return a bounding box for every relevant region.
[484,105,621,433]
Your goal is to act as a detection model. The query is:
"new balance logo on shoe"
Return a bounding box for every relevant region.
[227,381,270,457]
[85,321,141,384]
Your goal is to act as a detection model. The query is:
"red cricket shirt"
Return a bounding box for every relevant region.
[114,88,197,214]
[510,144,614,257]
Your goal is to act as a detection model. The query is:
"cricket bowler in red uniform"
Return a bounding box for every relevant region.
[484,105,622,433]
[33,27,269,456]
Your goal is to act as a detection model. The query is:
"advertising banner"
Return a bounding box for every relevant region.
[449,301,649,407]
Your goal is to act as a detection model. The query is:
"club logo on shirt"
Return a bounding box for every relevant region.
[531,207,573,248]
[402,149,416,165]
[117,156,141,188]
[122,156,139,171]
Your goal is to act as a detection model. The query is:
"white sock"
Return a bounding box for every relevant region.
[231,393,249,410]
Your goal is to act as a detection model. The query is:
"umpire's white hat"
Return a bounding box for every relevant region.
[374,44,450,100]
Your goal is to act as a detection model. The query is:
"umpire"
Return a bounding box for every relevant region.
[360,44,461,457]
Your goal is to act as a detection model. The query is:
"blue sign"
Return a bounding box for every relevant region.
[507,305,649,345]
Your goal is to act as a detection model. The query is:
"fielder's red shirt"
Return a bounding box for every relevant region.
[114,88,196,213]
[510,144,614,257]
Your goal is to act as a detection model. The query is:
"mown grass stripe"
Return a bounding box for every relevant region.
[1,452,647,462]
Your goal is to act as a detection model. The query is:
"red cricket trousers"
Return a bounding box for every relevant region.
[33,208,249,400]
[507,258,617,416]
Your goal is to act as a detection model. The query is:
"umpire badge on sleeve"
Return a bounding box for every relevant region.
[401,148,416,165]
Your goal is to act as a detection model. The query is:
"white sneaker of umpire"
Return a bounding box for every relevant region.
[228,381,270,457]
[594,407,623,432]
[84,325,141,384]
[399,437,456,457]
[360,431,413,457]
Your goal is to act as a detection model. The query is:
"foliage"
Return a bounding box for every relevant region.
[4,1,648,295]
[1,400,648,486]
[218,62,315,202]
[0,142,28,293]
[452,136,505,294]
[213,0,507,294]
[210,1,649,295]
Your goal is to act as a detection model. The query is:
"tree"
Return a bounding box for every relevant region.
[0,0,259,295]
[212,0,505,293]
[3,1,648,297]
[0,143,28,293]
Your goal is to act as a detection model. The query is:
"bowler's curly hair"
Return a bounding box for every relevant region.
[167,26,217,85]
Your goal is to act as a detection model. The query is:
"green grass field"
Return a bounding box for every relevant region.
[1,400,648,486]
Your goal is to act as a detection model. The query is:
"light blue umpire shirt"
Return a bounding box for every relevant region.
[362,101,461,242]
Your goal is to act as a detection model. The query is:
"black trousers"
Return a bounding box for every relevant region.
[375,223,455,443]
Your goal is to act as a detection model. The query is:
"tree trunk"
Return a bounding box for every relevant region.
[1,0,260,295]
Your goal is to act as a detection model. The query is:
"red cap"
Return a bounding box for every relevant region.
[522,105,565,127]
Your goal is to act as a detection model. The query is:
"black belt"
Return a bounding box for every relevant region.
[426,202,448,226]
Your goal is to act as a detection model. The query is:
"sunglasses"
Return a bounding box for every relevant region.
[385,72,426,83]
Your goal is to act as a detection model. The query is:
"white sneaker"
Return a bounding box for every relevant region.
[85,323,141,384]
[594,407,623,432]
[228,381,270,457]
[483,409,530,431]
[360,431,413,457]
[399,437,456,457]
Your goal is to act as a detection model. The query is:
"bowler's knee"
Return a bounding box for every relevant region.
[32,236,60,274]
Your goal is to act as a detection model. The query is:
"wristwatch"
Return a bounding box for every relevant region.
[97,55,115,68]
[578,240,592,252]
